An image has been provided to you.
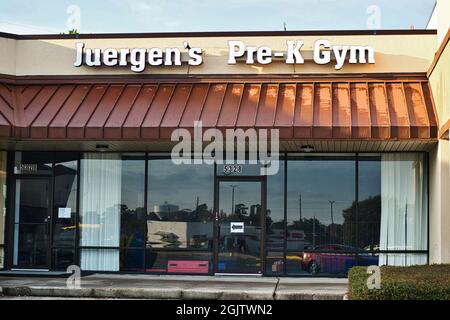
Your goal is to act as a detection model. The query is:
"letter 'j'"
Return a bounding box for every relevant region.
[74,42,85,67]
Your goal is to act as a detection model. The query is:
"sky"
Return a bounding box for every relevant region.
[0,0,436,34]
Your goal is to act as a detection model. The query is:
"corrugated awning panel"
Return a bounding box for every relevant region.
[0,84,14,136]
[0,80,438,140]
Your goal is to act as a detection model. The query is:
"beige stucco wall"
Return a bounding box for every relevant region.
[0,37,16,76]
[428,0,450,264]
[435,0,450,46]
[429,37,450,125]
[0,33,437,76]
[429,140,450,264]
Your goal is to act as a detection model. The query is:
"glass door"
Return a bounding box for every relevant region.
[12,177,51,269]
[215,180,265,274]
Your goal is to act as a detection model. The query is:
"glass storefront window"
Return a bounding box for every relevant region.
[80,153,122,271]
[10,152,79,270]
[121,248,144,271]
[119,154,146,271]
[120,154,146,248]
[378,153,427,266]
[52,153,78,250]
[146,159,214,274]
[265,159,285,275]
[286,156,356,275]
[4,151,428,275]
[14,151,52,175]
[283,153,427,276]
[358,155,381,251]
[14,178,50,268]
[52,248,75,270]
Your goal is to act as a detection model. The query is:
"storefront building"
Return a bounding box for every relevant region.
[0,9,449,276]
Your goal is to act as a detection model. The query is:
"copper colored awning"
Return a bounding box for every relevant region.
[0,80,437,140]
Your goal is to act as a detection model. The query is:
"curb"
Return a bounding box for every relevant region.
[1,286,183,299]
[274,292,345,300]
[1,285,346,300]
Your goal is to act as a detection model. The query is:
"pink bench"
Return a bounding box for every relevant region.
[167,260,209,274]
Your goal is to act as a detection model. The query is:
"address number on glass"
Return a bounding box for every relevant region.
[223,165,242,175]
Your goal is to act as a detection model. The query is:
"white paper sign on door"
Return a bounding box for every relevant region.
[58,207,71,219]
[230,222,244,233]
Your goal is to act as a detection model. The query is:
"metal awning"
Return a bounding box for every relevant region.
[0,79,438,140]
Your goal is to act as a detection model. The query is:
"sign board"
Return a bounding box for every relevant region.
[74,40,375,72]
[58,207,71,219]
[14,164,38,174]
[230,222,244,234]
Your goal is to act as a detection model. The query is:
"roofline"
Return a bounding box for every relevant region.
[0,29,437,40]
[0,72,429,85]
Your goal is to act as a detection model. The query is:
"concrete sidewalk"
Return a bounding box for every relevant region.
[0,274,347,300]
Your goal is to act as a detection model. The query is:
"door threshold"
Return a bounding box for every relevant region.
[10,268,50,272]
[214,273,263,277]
[1,269,69,277]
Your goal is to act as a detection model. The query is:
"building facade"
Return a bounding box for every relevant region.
[0,8,449,276]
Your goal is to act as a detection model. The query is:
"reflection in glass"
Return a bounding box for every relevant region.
[15,179,50,224]
[265,251,284,275]
[52,153,78,249]
[121,248,144,271]
[146,160,214,273]
[119,155,146,271]
[286,157,356,275]
[287,159,356,245]
[145,250,212,274]
[120,155,146,249]
[358,156,381,251]
[15,224,48,268]
[218,181,262,274]
[14,152,52,174]
[52,248,75,270]
[284,154,427,275]
[13,178,50,268]
[300,245,378,275]
[265,160,285,275]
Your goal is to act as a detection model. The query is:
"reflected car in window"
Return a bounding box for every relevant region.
[301,244,379,275]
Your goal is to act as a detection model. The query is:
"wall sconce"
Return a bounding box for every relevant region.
[95,144,109,152]
[300,145,315,153]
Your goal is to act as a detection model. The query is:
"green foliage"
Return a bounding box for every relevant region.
[348,265,450,300]
[60,29,79,35]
